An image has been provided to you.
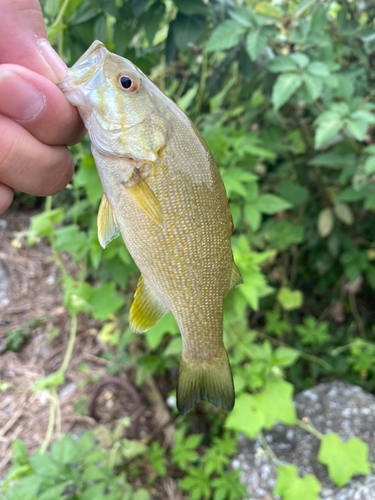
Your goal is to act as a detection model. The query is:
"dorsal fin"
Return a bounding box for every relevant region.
[129,275,169,333]
[228,262,243,292]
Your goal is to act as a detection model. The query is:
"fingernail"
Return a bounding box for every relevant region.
[0,71,45,122]
[37,38,68,83]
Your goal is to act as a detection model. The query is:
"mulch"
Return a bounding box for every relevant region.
[0,209,173,484]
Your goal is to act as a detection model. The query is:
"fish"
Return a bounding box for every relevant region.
[58,40,242,415]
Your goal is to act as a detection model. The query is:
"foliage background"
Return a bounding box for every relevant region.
[3,0,375,499]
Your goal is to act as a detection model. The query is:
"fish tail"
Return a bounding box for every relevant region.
[176,348,234,415]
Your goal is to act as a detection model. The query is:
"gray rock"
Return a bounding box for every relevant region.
[234,381,375,500]
[0,260,10,309]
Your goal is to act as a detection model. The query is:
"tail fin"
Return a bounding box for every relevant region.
[176,349,234,415]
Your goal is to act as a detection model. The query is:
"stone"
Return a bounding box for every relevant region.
[0,260,10,309]
[233,381,375,500]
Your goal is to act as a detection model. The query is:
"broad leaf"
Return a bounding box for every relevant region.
[318,433,370,486]
[272,73,302,110]
[274,465,321,500]
[205,20,246,52]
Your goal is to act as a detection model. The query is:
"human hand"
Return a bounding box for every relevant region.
[0,0,85,215]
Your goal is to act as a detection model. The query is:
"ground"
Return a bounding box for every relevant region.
[0,209,175,481]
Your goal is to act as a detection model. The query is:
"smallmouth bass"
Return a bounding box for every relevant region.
[59,41,242,414]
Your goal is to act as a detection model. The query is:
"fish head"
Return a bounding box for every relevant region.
[58,40,168,160]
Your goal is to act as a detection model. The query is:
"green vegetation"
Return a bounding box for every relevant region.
[2,0,375,498]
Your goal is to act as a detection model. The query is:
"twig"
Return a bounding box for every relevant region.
[348,291,366,338]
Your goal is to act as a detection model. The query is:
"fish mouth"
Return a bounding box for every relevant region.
[58,40,108,90]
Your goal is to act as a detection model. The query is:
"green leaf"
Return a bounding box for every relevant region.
[261,219,305,251]
[317,208,334,237]
[314,113,342,149]
[277,180,308,206]
[172,14,206,51]
[274,347,300,367]
[88,283,124,320]
[307,61,330,77]
[163,336,182,357]
[365,156,375,174]
[277,287,303,311]
[226,378,296,438]
[244,204,262,232]
[205,20,246,52]
[51,434,77,465]
[145,312,179,349]
[268,55,298,73]
[54,225,87,253]
[257,378,296,428]
[35,371,64,390]
[121,439,148,459]
[228,7,256,28]
[225,393,264,438]
[274,465,321,500]
[256,194,292,214]
[175,0,209,16]
[12,439,28,465]
[290,53,310,69]
[75,155,103,206]
[246,31,267,61]
[346,118,368,141]
[272,73,302,110]
[133,489,151,500]
[30,209,64,237]
[303,73,323,100]
[333,202,354,225]
[143,2,166,44]
[318,433,370,486]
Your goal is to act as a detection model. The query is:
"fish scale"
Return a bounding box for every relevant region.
[58,40,242,414]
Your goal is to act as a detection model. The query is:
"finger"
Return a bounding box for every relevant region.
[0,183,14,215]
[0,115,74,196]
[0,65,85,146]
[0,0,67,83]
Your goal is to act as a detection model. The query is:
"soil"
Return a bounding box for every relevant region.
[0,209,176,488]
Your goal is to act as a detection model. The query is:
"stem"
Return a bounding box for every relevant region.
[51,0,71,28]
[259,431,282,466]
[193,52,207,118]
[348,291,366,338]
[54,387,62,438]
[296,418,324,440]
[259,332,334,372]
[59,314,78,375]
[39,391,57,454]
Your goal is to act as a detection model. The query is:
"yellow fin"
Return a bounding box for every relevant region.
[97,194,120,249]
[123,171,165,229]
[176,349,234,415]
[229,262,243,291]
[129,275,168,333]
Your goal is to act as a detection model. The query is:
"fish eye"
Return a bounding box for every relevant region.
[117,72,140,93]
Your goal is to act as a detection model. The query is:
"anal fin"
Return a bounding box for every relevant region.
[130,275,168,333]
[123,170,165,229]
[98,194,120,249]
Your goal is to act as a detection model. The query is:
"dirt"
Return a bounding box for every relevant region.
[0,209,174,482]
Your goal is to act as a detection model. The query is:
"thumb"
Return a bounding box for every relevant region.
[0,0,67,83]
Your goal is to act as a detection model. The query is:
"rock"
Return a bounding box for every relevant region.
[0,260,10,309]
[233,381,375,500]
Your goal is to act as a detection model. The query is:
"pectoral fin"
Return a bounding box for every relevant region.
[228,262,243,292]
[97,194,120,249]
[123,171,165,229]
[130,275,168,333]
